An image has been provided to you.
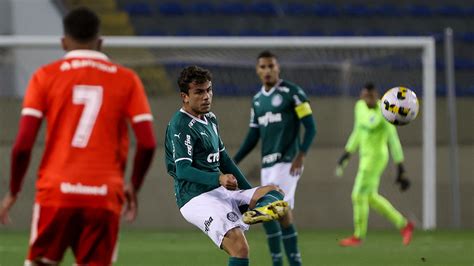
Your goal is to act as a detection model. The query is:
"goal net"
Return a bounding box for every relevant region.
[0,36,436,229]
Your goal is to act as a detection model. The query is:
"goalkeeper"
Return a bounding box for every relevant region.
[336,83,414,247]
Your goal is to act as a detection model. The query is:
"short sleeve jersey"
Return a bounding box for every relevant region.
[249,79,310,168]
[165,109,224,208]
[22,50,152,214]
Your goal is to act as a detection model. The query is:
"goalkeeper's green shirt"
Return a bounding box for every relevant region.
[165,109,225,208]
[250,79,310,168]
[345,100,404,167]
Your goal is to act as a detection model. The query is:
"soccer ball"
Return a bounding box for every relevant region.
[380,87,419,125]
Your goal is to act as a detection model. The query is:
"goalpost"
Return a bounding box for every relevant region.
[0,36,436,230]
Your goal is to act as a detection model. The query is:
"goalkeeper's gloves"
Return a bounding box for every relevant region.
[395,163,410,192]
[335,151,351,177]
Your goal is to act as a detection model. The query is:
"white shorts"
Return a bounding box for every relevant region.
[180,186,258,248]
[261,162,301,209]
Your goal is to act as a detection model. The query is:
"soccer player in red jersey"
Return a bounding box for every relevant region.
[0,7,156,265]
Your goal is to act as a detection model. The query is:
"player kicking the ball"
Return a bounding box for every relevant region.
[165,66,289,266]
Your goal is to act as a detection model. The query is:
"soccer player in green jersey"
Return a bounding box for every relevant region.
[165,66,290,266]
[234,51,317,266]
[336,83,414,247]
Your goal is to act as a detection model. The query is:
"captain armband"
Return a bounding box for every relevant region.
[295,102,312,119]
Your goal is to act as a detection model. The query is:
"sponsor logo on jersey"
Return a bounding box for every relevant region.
[227,212,239,222]
[60,60,117,73]
[60,182,108,196]
[185,134,192,156]
[207,152,220,163]
[262,153,281,164]
[174,133,181,139]
[258,112,282,127]
[188,119,196,128]
[204,216,214,233]
[272,94,283,107]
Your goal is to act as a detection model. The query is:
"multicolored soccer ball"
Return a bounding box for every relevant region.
[380,87,419,125]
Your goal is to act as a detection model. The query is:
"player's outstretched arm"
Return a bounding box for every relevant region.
[1,115,42,224]
[219,150,252,189]
[124,121,156,222]
[233,127,259,164]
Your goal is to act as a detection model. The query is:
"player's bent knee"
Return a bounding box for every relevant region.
[222,228,249,258]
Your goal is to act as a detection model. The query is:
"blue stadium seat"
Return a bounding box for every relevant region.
[465,5,474,16]
[124,3,153,16]
[361,29,388,36]
[405,4,433,17]
[270,29,292,36]
[248,2,277,16]
[159,2,185,16]
[175,29,196,36]
[397,30,423,36]
[189,2,216,15]
[206,29,231,36]
[342,4,373,17]
[301,29,325,36]
[330,30,356,36]
[138,29,166,36]
[313,3,339,17]
[238,29,264,36]
[216,2,246,15]
[459,32,474,43]
[372,4,402,17]
[434,5,465,17]
[454,58,474,70]
[282,3,311,16]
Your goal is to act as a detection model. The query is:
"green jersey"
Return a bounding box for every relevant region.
[250,79,310,168]
[345,100,404,168]
[165,109,225,208]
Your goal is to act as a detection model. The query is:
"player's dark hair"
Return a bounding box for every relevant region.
[177,66,212,94]
[63,7,100,43]
[257,50,277,60]
[364,82,376,91]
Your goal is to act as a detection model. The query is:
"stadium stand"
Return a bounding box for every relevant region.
[58,0,474,96]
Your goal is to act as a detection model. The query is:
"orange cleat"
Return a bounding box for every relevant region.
[401,221,414,246]
[339,236,362,247]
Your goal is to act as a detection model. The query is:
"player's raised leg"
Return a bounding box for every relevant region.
[243,185,288,225]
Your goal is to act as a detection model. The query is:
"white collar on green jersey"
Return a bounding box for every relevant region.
[260,79,283,96]
[180,108,208,125]
[64,50,109,61]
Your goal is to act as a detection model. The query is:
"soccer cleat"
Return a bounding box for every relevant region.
[401,221,414,246]
[339,236,362,247]
[242,200,289,225]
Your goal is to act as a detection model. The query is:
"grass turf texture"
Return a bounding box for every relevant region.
[0,229,472,265]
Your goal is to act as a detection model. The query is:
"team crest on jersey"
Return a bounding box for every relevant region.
[272,94,283,107]
[227,212,239,222]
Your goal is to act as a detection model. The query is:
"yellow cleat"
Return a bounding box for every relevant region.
[242,200,289,225]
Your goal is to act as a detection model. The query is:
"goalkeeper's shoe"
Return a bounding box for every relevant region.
[401,221,414,246]
[242,200,289,225]
[339,236,362,247]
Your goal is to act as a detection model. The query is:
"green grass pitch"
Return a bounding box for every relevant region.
[1,229,473,265]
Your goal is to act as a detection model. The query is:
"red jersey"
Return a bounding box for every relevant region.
[22,50,152,214]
